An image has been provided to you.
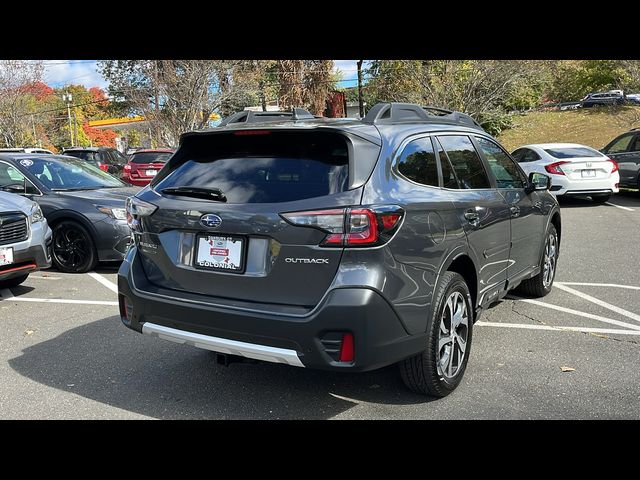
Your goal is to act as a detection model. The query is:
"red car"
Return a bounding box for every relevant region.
[122,149,174,186]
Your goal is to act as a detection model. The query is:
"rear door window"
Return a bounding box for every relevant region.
[437,135,491,189]
[155,131,350,203]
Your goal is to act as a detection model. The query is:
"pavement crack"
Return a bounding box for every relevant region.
[511,301,547,326]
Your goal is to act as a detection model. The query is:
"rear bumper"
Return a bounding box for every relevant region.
[122,176,152,187]
[550,175,619,196]
[117,247,424,372]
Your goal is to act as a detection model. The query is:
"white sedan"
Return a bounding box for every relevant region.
[511,143,619,203]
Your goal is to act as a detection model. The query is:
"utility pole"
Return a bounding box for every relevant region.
[259,80,267,112]
[30,114,38,147]
[357,60,364,119]
[62,91,74,146]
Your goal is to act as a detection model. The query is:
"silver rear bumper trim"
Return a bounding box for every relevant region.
[141,322,305,368]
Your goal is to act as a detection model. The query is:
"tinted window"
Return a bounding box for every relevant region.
[544,147,602,158]
[437,135,490,189]
[629,135,640,152]
[476,137,526,189]
[130,152,173,164]
[511,148,524,162]
[155,132,349,204]
[65,151,100,162]
[515,148,541,163]
[397,137,439,187]
[606,135,634,153]
[436,138,458,188]
[111,150,128,165]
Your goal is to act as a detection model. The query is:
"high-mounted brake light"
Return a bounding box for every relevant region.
[233,130,272,136]
[281,206,404,247]
[545,161,570,175]
[607,158,619,173]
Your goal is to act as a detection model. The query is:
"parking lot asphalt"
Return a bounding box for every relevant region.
[1,191,639,419]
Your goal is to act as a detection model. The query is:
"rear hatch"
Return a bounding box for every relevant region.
[129,151,173,179]
[544,146,616,180]
[132,128,381,308]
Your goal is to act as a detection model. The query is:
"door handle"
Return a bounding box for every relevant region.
[510,205,520,217]
[464,208,480,224]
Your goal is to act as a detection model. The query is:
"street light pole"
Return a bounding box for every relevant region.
[62,92,74,146]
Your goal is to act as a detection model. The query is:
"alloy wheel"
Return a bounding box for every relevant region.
[437,291,469,380]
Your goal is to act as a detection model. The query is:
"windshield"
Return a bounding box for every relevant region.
[21,157,125,190]
[131,152,173,164]
[65,150,99,162]
[544,147,603,159]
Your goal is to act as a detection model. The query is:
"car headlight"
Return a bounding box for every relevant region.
[30,203,44,223]
[96,206,127,221]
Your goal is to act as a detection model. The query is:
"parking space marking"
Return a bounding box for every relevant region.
[514,297,640,331]
[2,296,117,306]
[477,321,640,336]
[554,283,640,324]
[556,282,640,291]
[87,271,118,294]
[604,202,635,212]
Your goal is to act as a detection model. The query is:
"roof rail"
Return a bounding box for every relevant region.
[362,102,483,130]
[218,107,316,127]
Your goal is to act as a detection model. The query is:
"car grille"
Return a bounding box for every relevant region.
[0,213,28,245]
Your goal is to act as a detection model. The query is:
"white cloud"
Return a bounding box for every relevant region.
[42,60,108,90]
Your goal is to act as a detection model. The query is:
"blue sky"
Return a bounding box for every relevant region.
[42,60,361,90]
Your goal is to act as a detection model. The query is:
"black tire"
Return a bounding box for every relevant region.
[517,223,559,297]
[0,273,29,289]
[399,271,473,397]
[591,194,610,204]
[51,220,97,273]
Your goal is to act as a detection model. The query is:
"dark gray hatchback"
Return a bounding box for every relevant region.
[118,103,561,396]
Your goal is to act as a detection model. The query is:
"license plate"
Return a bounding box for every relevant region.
[581,169,596,178]
[195,235,245,273]
[0,247,13,266]
[145,169,158,176]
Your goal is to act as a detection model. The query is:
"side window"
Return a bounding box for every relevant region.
[397,137,439,187]
[522,149,541,162]
[606,134,634,153]
[511,149,524,162]
[112,150,127,165]
[630,135,640,153]
[435,138,459,188]
[0,163,39,194]
[7,165,24,181]
[475,137,527,189]
[437,135,491,189]
[101,151,114,165]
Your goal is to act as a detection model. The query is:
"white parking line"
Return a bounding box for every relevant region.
[556,282,640,291]
[605,202,635,212]
[87,271,118,294]
[554,283,640,324]
[477,321,640,336]
[516,298,640,331]
[2,296,117,306]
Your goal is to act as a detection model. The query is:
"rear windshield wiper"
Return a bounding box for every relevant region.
[161,186,227,202]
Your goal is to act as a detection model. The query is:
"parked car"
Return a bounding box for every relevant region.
[0,147,54,154]
[512,143,619,203]
[62,147,128,180]
[626,94,640,105]
[122,149,174,186]
[0,153,139,273]
[600,129,640,189]
[118,102,561,397]
[0,190,52,288]
[580,91,625,108]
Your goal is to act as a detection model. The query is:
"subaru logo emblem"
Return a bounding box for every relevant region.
[200,214,222,229]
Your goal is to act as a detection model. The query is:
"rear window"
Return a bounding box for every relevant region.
[65,151,99,162]
[130,152,173,164]
[544,147,602,159]
[155,131,349,203]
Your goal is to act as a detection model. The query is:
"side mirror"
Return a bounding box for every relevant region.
[526,172,551,192]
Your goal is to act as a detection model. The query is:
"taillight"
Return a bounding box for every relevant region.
[125,196,158,232]
[281,206,404,247]
[545,161,570,175]
[607,158,619,173]
[98,163,109,172]
[123,164,131,173]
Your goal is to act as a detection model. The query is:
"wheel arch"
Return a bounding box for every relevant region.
[438,248,479,315]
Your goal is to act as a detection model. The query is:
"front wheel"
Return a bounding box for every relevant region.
[516,223,559,297]
[591,194,610,204]
[52,221,97,273]
[399,271,473,397]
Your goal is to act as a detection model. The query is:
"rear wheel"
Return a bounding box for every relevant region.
[52,221,97,273]
[517,223,558,297]
[0,273,29,289]
[400,271,473,397]
[591,194,610,204]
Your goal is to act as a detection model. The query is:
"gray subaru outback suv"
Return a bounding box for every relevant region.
[118,103,561,397]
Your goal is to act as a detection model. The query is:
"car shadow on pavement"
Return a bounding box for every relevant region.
[8,285,35,296]
[8,315,431,419]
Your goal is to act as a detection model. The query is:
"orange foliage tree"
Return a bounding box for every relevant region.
[82,124,117,147]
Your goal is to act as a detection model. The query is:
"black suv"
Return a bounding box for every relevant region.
[118,103,561,397]
[63,147,128,179]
